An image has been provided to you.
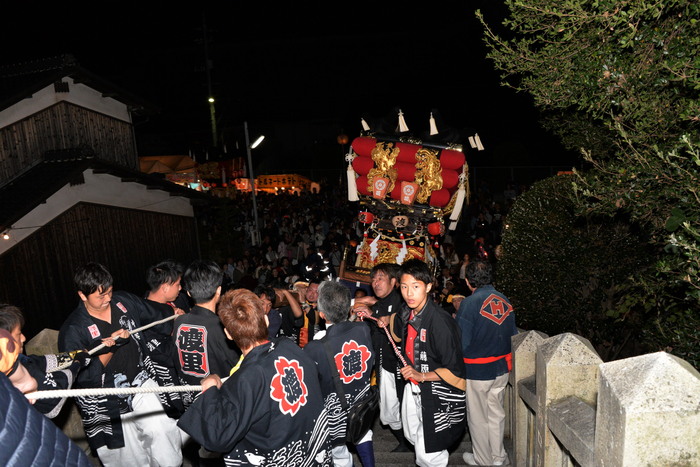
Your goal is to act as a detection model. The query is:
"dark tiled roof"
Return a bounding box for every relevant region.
[0,155,211,232]
[0,54,159,116]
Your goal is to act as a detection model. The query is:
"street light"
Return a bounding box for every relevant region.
[244,121,264,246]
[251,135,265,149]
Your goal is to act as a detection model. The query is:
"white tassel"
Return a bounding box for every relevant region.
[450,170,467,224]
[369,233,381,261]
[429,112,438,135]
[475,133,485,151]
[361,118,370,131]
[398,109,409,132]
[347,165,359,201]
[450,186,466,221]
[449,220,458,230]
[468,136,477,149]
[345,153,359,201]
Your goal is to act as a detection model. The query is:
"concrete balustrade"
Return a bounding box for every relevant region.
[512,329,548,466]
[509,331,699,467]
[594,352,700,466]
[534,333,602,467]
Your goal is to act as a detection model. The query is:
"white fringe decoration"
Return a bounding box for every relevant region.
[397,238,408,264]
[448,171,468,229]
[475,133,485,150]
[361,118,370,131]
[345,153,359,201]
[429,112,438,135]
[356,236,365,254]
[398,109,409,132]
[369,233,381,260]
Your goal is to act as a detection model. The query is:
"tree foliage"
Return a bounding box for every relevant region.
[477,1,699,154]
[478,1,700,366]
[498,175,654,360]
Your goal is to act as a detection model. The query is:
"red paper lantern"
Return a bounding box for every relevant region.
[428,189,451,207]
[351,137,377,157]
[355,175,370,196]
[351,156,375,175]
[440,169,459,189]
[427,222,444,236]
[358,211,374,224]
[394,162,416,181]
[439,149,466,170]
[394,142,419,163]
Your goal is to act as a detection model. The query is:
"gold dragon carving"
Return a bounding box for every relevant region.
[414,148,443,203]
[366,142,399,194]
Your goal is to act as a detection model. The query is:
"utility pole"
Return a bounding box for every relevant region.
[245,121,261,246]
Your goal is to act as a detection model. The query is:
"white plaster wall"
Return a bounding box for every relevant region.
[0,76,131,128]
[0,169,194,255]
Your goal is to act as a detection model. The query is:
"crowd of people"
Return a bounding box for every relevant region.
[0,179,523,467]
[213,179,518,305]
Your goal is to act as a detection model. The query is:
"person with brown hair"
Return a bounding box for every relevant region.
[177,288,332,466]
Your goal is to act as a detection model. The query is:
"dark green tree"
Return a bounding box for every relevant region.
[478,1,700,365]
[498,175,653,361]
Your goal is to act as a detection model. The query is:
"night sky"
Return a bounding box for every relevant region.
[2,1,579,183]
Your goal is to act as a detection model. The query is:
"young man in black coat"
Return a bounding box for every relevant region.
[305,280,376,467]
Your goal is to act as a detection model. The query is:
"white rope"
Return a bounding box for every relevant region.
[25,375,231,400]
[26,384,203,400]
[50,313,180,373]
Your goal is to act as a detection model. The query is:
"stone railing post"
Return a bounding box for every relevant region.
[594,352,700,466]
[511,329,547,466]
[535,333,602,467]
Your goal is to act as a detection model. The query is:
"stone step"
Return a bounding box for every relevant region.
[351,417,476,466]
[179,414,511,466]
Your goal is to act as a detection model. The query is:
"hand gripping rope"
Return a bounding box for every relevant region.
[25,313,221,400]
[50,313,181,373]
[355,310,418,385]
